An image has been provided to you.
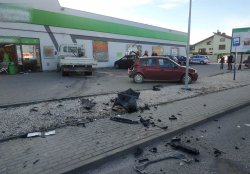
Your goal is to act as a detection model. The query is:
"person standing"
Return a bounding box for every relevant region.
[143,50,148,57]
[219,56,225,70]
[228,55,233,70]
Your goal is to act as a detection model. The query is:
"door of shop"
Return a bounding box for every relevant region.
[0,36,42,73]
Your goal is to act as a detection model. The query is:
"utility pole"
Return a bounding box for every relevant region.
[185,0,192,90]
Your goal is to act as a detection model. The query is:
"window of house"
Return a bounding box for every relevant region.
[219,45,226,50]
[207,41,211,45]
[220,38,225,42]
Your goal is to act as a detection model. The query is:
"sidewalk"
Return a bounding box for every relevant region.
[0,84,250,174]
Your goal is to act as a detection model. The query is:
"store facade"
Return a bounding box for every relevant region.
[0,36,42,72]
[0,1,188,72]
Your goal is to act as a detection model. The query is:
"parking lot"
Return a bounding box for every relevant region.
[0,63,227,106]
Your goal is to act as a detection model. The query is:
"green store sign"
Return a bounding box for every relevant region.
[0,36,39,44]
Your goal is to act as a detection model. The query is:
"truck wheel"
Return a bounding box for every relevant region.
[85,71,92,76]
[61,70,69,76]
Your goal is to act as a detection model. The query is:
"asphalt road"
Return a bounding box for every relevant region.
[85,105,250,174]
[0,63,227,106]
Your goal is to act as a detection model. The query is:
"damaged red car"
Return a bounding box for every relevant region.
[128,56,198,84]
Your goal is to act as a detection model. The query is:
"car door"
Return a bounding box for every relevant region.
[119,56,128,68]
[140,58,161,80]
[158,58,180,81]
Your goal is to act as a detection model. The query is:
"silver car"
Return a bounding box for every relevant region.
[190,55,209,64]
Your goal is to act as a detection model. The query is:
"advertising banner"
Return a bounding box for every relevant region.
[152,46,164,55]
[93,41,108,62]
[232,28,250,53]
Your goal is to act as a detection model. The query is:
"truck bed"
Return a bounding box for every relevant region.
[60,57,96,66]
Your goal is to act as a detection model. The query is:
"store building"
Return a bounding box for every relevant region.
[0,0,188,72]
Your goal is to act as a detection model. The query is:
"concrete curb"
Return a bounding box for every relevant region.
[64,98,250,174]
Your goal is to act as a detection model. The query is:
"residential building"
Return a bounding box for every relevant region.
[190,31,232,55]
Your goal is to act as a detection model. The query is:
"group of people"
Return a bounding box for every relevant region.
[219,55,234,70]
[142,50,158,57]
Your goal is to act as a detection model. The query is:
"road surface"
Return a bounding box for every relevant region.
[86,105,250,174]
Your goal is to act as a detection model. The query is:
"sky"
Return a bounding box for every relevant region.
[58,0,250,44]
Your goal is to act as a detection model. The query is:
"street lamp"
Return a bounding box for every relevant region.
[185,0,192,90]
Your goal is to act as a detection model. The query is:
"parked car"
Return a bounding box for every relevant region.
[190,55,209,64]
[114,54,138,69]
[243,56,250,68]
[176,56,188,65]
[128,56,198,84]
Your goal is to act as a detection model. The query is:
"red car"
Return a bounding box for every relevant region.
[128,56,198,83]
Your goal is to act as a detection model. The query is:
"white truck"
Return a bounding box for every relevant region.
[57,44,96,76]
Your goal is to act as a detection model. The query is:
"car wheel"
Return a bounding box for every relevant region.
[114,63,119,69]
[181,74,192,84]
[133,73,144,83]
[200,61,204,64]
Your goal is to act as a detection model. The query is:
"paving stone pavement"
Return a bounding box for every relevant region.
[0,85,250,174]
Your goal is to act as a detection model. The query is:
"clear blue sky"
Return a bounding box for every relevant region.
[59,0,250,44]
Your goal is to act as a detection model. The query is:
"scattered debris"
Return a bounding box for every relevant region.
[134,147,143,157]
[213,148,225,157]
[120,88,140,99]
[186,140,191,143]
[112,105,127,113]
[241,137,246,140]
[134,152,191,174]
[103,102,109,106]
[217,126,221,129]
[113,89,140,113]
[81,99,96,110]
[156,125,168,130]
[153,85,160,91]
[149,147,157,153]
[169,115,177,120]
[170,142,200,155]
[57,104,63,107]
[171,137,181,143]
[140,117,151,128]
[157,119,162,122]
[194,158,200,162]
[110,116,139,124]
[23,161,28,168]
[196,138,199,141]
[237,125,241,128]
[2,131,5,134]
[25,130,56,138]
[244,124,250,127]
[213,119,218,122]
[30,107,39,112]
[177,113,182,116]
[235,146,239,150]
[96,141,100,145]
[203,104,207,107]
[42,111,52,116]
[154,106,158,109]
[139,104,151,113]
[65,117,86,127]
[33,159,40,165]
